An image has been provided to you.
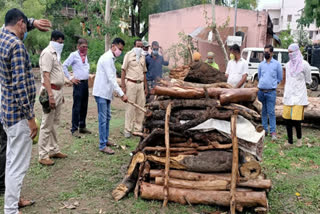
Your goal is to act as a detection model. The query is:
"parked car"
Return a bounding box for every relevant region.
[241,47,319,91]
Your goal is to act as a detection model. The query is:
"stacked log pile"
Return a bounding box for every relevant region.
[112,80,271,213]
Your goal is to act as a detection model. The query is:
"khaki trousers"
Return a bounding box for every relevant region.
[125,81,146,133]
[38,88,63,160]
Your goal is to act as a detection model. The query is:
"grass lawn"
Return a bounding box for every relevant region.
[0,87,319,213]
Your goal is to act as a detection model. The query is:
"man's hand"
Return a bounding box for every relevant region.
[121,94,128,103]
[33,19,52,32]
[122,85,126,94]
[28,118,38,139]
[71,78,80,85]
[49,95,56,109]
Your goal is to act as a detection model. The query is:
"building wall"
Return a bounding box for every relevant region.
[264,0,320,41]
[148,4,270,69]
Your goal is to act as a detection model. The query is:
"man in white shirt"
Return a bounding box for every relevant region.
[225,44,248,88]
[63,38,91,137]
[92,38,128,155]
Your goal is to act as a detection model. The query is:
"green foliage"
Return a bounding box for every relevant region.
[299,0,320,27]
[167,32,195,67]
[278,25,295,49]
[231,0,257,10]
[29,53,40,67]
[294,26,311,47]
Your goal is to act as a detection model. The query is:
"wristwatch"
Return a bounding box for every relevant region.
[27,18,35,32]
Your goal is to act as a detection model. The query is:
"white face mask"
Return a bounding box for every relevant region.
[134,47,142,61]
[142,50,148,56]
[50,41,64,62]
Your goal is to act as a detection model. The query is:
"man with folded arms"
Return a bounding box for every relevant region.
[38,31,68,166]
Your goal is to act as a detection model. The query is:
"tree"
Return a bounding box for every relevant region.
[278,26,294,49]
[294,26,311,47]
[299,0,320,27]
[231,0,257,10]
[211,0,229,66]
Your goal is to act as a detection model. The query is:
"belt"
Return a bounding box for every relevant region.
[43,84,62,90]
[259,89,275,92]
[80,79,88,82]
[127,78,143,84]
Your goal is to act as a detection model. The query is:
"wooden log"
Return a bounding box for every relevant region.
[155,177,229,191]
[146,150,233,172]
[153,85,258,104]
[140,182,268,210]
[219,88,259,105]
[149,170,272,189]
[146,99,218,110]
[163,102,172,207]
[160,79,233,89]
[230,111,239,214]
[144,141,232,152]
[240,161,262,179]
[112,152,146,201]
[217,103,261,120]
[134,162,145,199]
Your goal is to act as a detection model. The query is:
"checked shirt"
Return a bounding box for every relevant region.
[0,28,36,127]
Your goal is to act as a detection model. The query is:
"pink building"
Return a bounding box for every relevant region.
[148,4,274,72]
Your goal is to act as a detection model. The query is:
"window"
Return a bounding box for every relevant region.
[281,52,289,63]
[273,52,279,61]
[309,31,313,39]
[250,51,264,63]
[287,15,292,22]
[273,18,279,25]
[242,51,248,61]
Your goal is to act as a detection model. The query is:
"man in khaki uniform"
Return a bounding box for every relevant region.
[38,31,68,166]
[121,39,148,138]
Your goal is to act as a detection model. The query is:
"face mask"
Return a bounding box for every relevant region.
[50,41,64,62]
[134,47,142,61]
[113,46,122,57]
[152,50,159,56]
[230,53,235,60]
[79,47,88,56]
[264,52,271,60]
[142,50,148,56]
[23,31,28,41]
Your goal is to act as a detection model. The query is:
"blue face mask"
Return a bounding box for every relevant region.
[152,50,159,56]
[23,31,28,41]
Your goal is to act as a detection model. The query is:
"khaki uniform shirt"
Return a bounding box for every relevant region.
[40,45,65,87]
[122,50,147,81]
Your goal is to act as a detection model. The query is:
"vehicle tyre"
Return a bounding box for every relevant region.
[310,75,319,91]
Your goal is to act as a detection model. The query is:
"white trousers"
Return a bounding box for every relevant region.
[4,119,32,214]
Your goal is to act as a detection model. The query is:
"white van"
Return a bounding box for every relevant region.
[241,47,320,91]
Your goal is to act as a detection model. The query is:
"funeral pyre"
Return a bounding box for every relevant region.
[113,63,271,213]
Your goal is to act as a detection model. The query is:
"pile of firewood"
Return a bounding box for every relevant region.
[112,79,271,213]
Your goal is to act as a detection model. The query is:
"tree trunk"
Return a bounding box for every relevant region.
[211,0,229,66]
[140,182,268,211]
[105,0,111,51]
